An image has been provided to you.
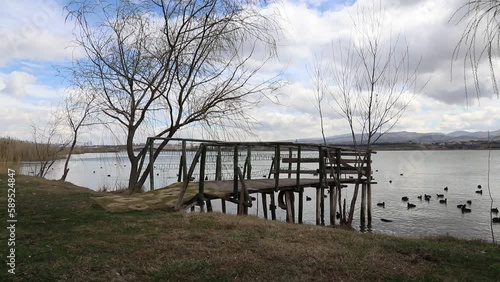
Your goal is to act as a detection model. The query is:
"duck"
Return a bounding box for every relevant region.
[407,203,416,209]
[493,217,500,223]
[439,199,447,204]
[417,195,422,200]
[389,180,393,183]
[444,186,448,191]
[475,190,483,195]
[402,196,409,201]
[491,208,499,213]
[457,204,466,209]
[478,184,482,189]
[306,196,312,201]
[461,206,471,213]
[107,174,111,177]
[436,194,444,198]
[467,200,472,205]
[424,194,431,201]
[377,202,385,207]
[381,218,393,222]
[400,173,404,176]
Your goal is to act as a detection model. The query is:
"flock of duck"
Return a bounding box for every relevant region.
[377,184,500,223]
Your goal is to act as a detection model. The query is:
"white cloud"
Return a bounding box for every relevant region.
[0,0,77,66]
[0,71,37,97]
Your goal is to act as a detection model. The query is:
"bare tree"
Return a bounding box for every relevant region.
[315,3,422,225]
[60,88,98,181]
[452,0,500,100]
[30,114,70,178]
[66,0,281,192]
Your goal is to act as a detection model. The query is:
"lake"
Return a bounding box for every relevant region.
[25,150,500,242]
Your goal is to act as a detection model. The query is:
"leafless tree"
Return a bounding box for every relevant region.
[30,114,70,178]
[60,88,99,181]
[65,0,281,192]
[315,3,422,225]
[451,0,500,101]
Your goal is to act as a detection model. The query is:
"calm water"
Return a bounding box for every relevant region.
[26,150,500,241]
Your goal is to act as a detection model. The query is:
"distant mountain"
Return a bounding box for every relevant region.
[297,130,500,145]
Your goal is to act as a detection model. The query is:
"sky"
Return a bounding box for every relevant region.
[1,0,500,145]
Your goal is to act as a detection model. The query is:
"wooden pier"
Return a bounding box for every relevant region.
[147,138,376,227]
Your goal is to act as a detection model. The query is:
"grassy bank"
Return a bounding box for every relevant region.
[1,175,500,281]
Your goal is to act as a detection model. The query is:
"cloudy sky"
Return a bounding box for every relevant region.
[1,0,500,144]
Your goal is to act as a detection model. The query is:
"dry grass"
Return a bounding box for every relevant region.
[1,175,500,281]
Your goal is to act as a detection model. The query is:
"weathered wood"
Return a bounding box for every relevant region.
[198,145,207,208]
[329,185,335,225]
[367,182,372,226]
[149,138,155,190]
[285,191,294,223]
[361,183,367,227]
[261,193,268,219]
[316,187,321,225]
[296,145,301,188]
[287,148,293,179]
[233,146,238,198]
[174,146,203,211]
[206,200,213,212]
[298,189,303,224]
[278,169,318,174]
[247,147,252,180]
[221,199,226,213]
[216,146,222,181]
[274,145,280,191]
[282,157,321,163]
[270,192,277,220]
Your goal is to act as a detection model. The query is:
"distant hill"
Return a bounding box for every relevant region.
[296,130,500,145]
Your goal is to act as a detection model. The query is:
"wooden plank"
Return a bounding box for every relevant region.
[282,158,320,163]
[279,169,318,174]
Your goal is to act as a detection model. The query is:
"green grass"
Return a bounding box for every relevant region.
[1,174,500,281]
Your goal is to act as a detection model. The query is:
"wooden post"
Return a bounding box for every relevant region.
[296,145,301,188]
[361,183,367,229]
[331,185,337,225]
[367,151,372,227]
[216,146,222,181]
[285,191,294,223]
[298,188,303,224]
[233,146,239,198]
[274,145,280,191]
[270,192,277,220]
[329,185,335,225]
[262,193,268,219]
[316,187,321,225]
[221,199,226,213]
[149,138,155,191]
[206,200,213,212]
[247,147,252,180]
[198,145,207,210]
[287,148,292,179]
[319,147,325,226]
[367,182,372,228]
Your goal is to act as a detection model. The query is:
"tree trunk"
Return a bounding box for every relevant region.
[60,133,78,181]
